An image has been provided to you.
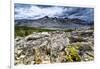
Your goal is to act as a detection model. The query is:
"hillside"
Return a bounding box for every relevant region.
[15,16,93,30]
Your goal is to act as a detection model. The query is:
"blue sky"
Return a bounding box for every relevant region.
[15,3,94,22]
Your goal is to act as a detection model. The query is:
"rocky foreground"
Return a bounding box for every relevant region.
[14,28,94,65]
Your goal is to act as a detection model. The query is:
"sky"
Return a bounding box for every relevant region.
[14,3,94,22]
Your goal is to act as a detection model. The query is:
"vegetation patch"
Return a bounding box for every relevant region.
[15,26,75,37]
[15,26,56,37]
[65,44,81,62]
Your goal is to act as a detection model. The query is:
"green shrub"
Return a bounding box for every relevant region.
[65,45,81,62]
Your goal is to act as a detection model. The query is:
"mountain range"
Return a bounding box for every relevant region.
[15,16,93,29]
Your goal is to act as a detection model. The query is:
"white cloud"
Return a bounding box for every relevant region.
[15,5,67,19]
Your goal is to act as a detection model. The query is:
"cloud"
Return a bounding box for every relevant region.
[15,4,67,19]
[15,3,94,22]
[68,8,94,22]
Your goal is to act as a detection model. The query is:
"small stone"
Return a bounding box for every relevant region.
[20,55,26,58]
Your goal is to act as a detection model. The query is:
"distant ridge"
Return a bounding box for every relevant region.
[15,16,93,29]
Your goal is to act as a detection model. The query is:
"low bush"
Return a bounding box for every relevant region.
[65,45,81,62]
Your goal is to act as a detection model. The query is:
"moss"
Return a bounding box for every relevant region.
[65,45,81,62]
